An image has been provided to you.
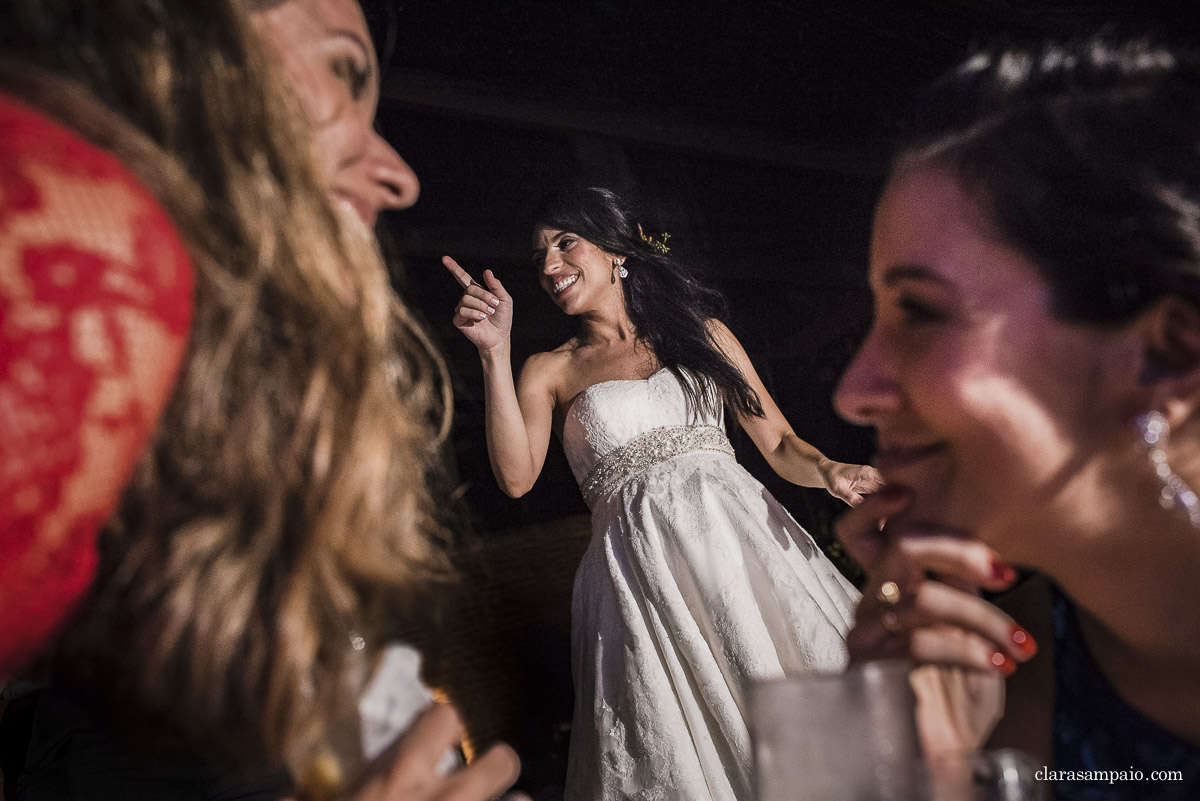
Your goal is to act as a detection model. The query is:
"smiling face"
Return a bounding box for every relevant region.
[835,166,1150,565]
[532,226,624,315]
[252,0,419,227]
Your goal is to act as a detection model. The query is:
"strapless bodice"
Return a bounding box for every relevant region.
[562,368,732,506]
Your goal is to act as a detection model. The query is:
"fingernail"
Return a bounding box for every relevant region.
[490,297,500,307]
[486,306,495,314]
[1010,624,1038,658]
[990,559,1017,585]
[990,651,1017,676]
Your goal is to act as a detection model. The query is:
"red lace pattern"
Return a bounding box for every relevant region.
[0,91,193,676]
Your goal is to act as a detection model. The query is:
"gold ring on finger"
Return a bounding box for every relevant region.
[877,580,902,607]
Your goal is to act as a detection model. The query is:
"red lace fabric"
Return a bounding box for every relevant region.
[0,91,193,677]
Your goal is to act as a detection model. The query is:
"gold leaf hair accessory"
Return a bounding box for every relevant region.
[637,223,671,254]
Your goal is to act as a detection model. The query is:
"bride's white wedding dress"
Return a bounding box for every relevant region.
[562,367,860,801]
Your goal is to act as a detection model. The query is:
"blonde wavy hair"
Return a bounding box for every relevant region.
[2,0,455,775]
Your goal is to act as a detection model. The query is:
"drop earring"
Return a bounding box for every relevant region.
[612,259,627,283]
[1137,410,1200,528]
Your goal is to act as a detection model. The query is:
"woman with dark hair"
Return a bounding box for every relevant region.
[835,35,1200,799]
[445,186,879,800]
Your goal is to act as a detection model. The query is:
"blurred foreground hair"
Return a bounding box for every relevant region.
[1,0,454,774]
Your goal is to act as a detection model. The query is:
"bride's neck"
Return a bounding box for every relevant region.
[577,312,637,347]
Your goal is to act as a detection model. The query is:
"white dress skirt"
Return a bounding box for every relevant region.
[562,368,859,801]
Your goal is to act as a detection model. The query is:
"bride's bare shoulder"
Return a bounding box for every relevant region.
[518,345,575,401]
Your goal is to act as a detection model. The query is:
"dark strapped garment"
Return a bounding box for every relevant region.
[0,90,193,677]
[1052,585,1200,800]
[5,689,292,801]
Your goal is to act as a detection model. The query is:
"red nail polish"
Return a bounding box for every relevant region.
[1010,624,1038,658]
[990,651,1017,676]
[990,559,1017,585]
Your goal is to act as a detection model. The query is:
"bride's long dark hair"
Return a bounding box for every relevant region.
[533,186,763,421]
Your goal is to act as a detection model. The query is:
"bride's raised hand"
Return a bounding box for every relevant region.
[443,256,512,354]
[819,460,885,507]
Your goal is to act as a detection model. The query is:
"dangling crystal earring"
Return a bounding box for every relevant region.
[1137,410,1200,528]
[612,259,627,283]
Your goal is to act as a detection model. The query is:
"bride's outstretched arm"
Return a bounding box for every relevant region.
[444,257,555,498]
[708,320,883,506]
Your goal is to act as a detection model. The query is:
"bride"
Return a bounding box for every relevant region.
[445,186,880,800]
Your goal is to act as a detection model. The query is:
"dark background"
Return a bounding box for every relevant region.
[363,2,1199,794]
[371,0,1199,542]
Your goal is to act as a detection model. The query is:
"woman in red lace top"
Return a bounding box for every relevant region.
[0,0,523,797]
[0,92,193,679]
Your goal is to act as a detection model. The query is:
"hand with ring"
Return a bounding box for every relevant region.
[876,580,903,633]
[837,489,1038,755]
[839,489,1036,676]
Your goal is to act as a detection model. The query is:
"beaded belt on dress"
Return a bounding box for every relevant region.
[579,424,734,508]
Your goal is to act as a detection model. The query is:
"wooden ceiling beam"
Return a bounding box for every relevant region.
[896,0,1085,37]
[380,71,885,177]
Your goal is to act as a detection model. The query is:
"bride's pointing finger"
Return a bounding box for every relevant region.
[441,255,476,289]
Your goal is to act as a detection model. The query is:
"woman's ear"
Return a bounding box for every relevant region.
[1139,296,1200,423]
